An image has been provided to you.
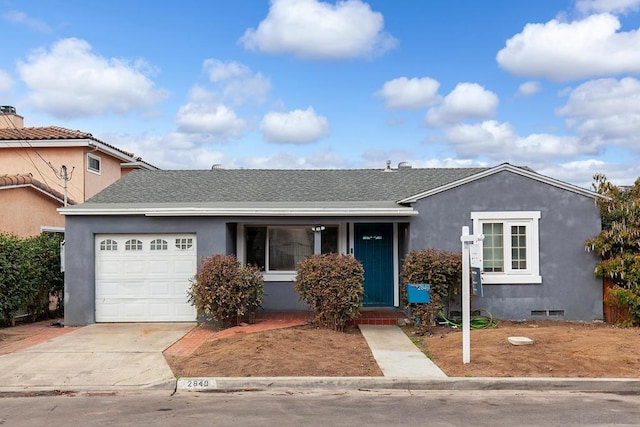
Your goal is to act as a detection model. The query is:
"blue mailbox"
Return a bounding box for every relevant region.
[406,283,431,304]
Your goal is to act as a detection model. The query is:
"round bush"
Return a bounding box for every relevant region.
[294,253,364,331]
[189,254,263,326]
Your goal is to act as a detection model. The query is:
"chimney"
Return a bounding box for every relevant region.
[0,106,24,129]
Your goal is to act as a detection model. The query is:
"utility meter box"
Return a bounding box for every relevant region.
[406,283,431,304]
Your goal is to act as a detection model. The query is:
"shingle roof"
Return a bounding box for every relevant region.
[0,173,76,205]
[86,167,489,205]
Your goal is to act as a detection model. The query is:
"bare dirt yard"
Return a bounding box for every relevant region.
[420,321,640,377]
[166,325,383,377]
[166,320,640,378]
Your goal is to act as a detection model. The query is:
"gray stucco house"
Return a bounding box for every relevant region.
[60,163,603,326]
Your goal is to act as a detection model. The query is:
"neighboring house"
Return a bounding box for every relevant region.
[60,163,604,326]
[0,106,156,237]
[0,173,73,238]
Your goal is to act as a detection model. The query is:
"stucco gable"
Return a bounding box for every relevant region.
[397,163,604,203]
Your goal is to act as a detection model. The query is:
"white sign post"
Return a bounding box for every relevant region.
[460,226,484,364]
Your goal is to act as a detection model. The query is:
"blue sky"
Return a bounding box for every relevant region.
[2,0,640,188]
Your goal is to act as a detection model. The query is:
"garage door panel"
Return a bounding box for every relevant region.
[174,259,196,274]
[148,260,171,274]
[95,234,197,322]
[123,260,145,275]
[98,260,124,276]
[149,282,171,297]
[96,281,122,297]
[118,281,148,297]
[149,302,171,318]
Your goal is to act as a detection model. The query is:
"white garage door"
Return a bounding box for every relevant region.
[95,234,197,322]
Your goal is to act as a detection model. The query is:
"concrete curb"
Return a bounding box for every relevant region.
[176,377,640,393]
[0,379,177,395]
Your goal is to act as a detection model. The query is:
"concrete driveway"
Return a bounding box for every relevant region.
[0,323,194,392]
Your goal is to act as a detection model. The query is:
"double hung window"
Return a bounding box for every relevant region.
[471,212,541,284]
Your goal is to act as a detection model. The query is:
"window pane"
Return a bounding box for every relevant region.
[100,239,117,251]
[269,228,313,271]
[125,239,142,251]
[175,238,193,250]
[246,227,266,270]
[150,239,168,250]
[321,226,339,254]
[511,225,527,270]
[482,223,504,272]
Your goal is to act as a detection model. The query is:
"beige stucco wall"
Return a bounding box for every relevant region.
[0,187,64,237]
[0,145,126,202]
[84,150,124,199]
[0,146,86,202]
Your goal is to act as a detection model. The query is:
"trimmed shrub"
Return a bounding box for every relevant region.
[294,253,364,331]
[188,254,263,327]
[401,249,462,332]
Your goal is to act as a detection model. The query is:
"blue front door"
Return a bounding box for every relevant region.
[354,223,394,306]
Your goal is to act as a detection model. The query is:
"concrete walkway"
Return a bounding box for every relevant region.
[358,325,447,378]
[0,323,194,392]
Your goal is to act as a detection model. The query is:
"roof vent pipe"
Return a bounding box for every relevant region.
[383,160,393,172]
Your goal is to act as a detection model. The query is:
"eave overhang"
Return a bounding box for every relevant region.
[58,206,418,217]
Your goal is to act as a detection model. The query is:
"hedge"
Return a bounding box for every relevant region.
[0,233,64,325]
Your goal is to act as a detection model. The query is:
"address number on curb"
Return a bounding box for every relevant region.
[186,380,209,388]
[178,378,217,390]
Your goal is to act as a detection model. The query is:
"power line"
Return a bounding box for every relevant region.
[0,112,79,200]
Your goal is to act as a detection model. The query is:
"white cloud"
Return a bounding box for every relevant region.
[377,77,441,110]
[576,0,640,15]
[409,158,489,168]
[0,70,13,91]
[443,120,598,161]
[260,107,329,144]
[239,149,347,169]
[176,102,247,139]
[17,38,167,118]
[204,59,251,82]
[517,81,541,96]
[104,131,230,170]
[557,77,640,150]
[497,14,640,82]
[203,59,271,105]
[425,83,498,127]
[537,159,640,188]
[3,11,51,33]
[239,0,397,59]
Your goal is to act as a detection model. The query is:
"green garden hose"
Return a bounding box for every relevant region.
[438,309,498,329]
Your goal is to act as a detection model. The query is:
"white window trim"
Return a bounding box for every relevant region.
[471,211,542,284]
[237,223,347,282]
[87,153,101,175]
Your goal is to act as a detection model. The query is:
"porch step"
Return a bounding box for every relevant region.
[350,310,407,326]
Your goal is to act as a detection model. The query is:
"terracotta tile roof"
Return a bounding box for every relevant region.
[0,126,134,157]
[0,173,76,205]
